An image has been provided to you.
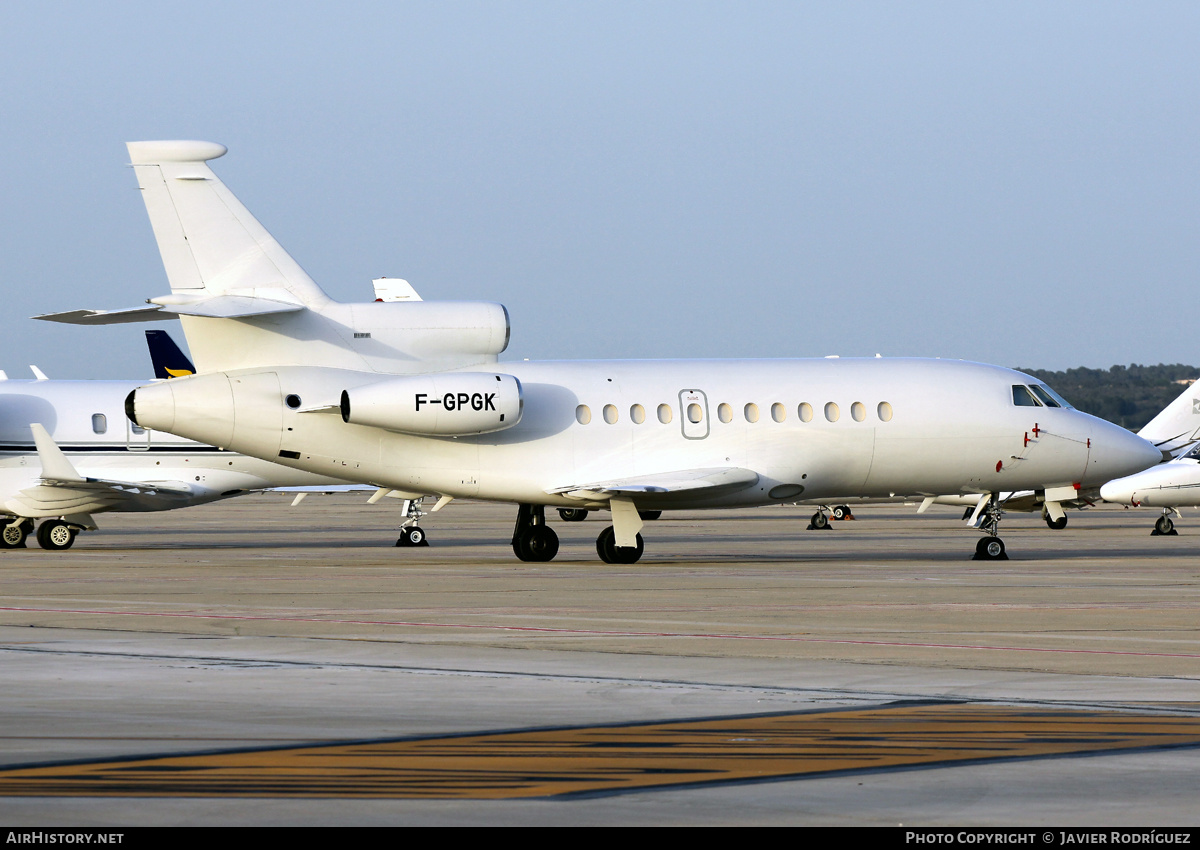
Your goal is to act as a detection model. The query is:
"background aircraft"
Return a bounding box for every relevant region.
[51,141,1162,562]
[0,332,355,550]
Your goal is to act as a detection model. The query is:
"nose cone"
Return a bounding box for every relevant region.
[1099,475,1137,504]
[1086,419,1162,485]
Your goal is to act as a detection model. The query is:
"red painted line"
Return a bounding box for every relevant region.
[3,605,1200,659]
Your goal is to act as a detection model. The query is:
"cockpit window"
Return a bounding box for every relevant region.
[1036,383,1074,409]
[1028,385,1061,408]
[1012,385,1041,406]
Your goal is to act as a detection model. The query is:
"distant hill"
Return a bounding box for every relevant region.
[1015,364,1200,430]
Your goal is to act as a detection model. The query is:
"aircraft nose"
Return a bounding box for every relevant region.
[1087,420,1162,484]
[1099,476,1136,504]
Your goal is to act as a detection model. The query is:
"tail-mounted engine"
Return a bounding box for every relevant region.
[340,373,522,436]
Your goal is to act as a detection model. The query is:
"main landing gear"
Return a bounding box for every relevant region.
[0,519,34,549]
[807,505,854,530]
[395,498,430,547]
[972,495,1008,560]
[596,525,644,564]
[1,519,80,551]
[1152,509,1179,536]
[513,504,560,562]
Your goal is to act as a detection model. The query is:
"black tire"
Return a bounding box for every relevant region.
[36,520,76,551]
[810,511,829,530]
[0,522,28,549]
[974,536,1006,560]
[558,508,589,522]
[1155,515,1174,535]
[596,526,644,564]
[395,527,429,547]
[1045,515,1068,530]
[528,528,559,561]
[832,505,852,520]
[637,510,662,521]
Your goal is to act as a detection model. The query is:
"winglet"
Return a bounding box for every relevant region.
[30,424,85,483]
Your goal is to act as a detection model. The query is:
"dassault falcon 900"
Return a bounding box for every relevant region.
[40,141,1162,562]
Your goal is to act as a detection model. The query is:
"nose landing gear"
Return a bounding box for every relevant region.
[395,498,431,546]
[971,495,1009,560]
[1152,509,1179,536]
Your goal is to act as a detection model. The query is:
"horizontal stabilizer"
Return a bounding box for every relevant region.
[34,294,304,326]
[32,306,172,325]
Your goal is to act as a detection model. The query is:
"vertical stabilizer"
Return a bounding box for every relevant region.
[126,141,329,307]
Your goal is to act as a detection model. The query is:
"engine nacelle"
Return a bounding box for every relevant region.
[340,373,523,436]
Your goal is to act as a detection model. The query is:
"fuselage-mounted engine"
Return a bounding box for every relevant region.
[340,372,522,436]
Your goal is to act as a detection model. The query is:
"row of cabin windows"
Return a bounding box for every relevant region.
[575,401,894,425]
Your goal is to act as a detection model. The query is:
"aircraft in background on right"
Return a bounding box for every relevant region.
[1100,379,1200,533]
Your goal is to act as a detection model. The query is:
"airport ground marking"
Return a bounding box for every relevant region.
[1,703,1199,799]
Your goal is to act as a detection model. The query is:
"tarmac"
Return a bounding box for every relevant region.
[1,494,1197,825]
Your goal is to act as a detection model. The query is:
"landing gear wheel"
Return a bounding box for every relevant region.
[1153,514,1177,536]
[1044,515,1068,530]
[0,522,28,549]
[36,520,76,551]
[832,505,853,521]
[596,526,644,564]
[808,511,830,530]
[973,536,1007,560]
[637,510,662,521]
[395,526,429,547]
[557,508,589,522]
[514,526,560,562]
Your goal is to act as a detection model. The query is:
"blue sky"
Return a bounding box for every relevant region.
[2,2,1199,378]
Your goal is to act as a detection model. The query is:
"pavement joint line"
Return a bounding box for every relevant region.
[5,604,1200,659]
[4,643,1200,716]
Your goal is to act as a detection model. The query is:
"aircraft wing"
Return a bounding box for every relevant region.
[1,425,201,519]
[547,467,759,502]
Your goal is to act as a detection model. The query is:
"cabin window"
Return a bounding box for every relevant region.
[657,403,673,424]
[1029,385,1063,408]
[575,404,592,425]
[824,402,840,422]
[91,413,107,434]
[771,402,786,423]
[744,403,760,423]
[603,404,618,424]
[130,422,146,435]
[630,404,646,424]
[877,401,893,422]
[798,402,813,422]
[687,403,703,424]
[851,401,866,422]
[1012,385,1041,407]
[717,403,732,423]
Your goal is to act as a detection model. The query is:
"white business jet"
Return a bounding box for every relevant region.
[1098,381,1200,534]
[39,141,1161,562]
[0,340,354,550]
